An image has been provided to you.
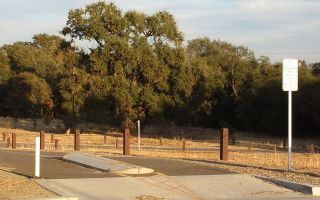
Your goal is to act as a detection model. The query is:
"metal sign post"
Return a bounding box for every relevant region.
[282,59,298,172]
[138,120,141,150]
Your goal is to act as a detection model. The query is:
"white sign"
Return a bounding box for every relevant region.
[282,59,298,91]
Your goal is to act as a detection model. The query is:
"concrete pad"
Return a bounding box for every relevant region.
[256,175,320,196]
[36,174,310,200]
[63,152,154,175]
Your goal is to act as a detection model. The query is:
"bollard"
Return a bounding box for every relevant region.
[2,133,6,141]
[7,137,11,148]
[116,138,119,149]
[123,128,130,155]
[159,137,163,146]
[74,129,80,151]
[310,144,315,154]
[40,131,45,150]
[182,139,186,152]
[220,128,229,161]
[35,137,40,177]
[104,135,107,144]
[54,139,59,150]
[283,139,287,148]
[51,134,54,143]
[12,133,16,149]
[248,143,251,152]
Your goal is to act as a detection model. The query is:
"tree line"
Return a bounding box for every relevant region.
[0,2,319,137]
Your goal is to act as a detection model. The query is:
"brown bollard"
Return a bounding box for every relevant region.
[123,128,130,155]
[220,128,229,161]
[2,133,6,141]
[182,139,186,152]
[248,143,251,152]
[12,133,16,149]
[310,144,315,154]
[74,129,80,151]
[160,137,163,146]
[40,131,45,150]
[51,134,54,143]
[116,138,119,149]
[104,135,107,144]
[7,137,10,148]
[55,139,59,150]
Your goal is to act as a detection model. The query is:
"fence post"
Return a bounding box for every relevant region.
[2,133,6,141]
[51,134,54,143]
[248,143,251,152]
[104,135,107,144]
[40,131,45,150]
[182,139,186,152]
[116,138,119,149]
[159,137,163,146]
[55,139,59,150]
[123,128,130,155]
[310,144,315,154]
[12,133,16,149]
[7,137,11,148]
[74,129,80,151]
[220,128,229,161]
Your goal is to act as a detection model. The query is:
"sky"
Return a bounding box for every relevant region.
[0,0,319,63]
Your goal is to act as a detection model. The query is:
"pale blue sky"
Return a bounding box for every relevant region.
[0,0,319,63]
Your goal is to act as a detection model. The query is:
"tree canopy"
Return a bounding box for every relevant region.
[0,2,319,137]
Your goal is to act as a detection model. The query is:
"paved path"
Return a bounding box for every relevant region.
[106,156,229,176]
[0,149,230,178]
[0,149,117,178]
[0,149,318,200]
[37,174,315,200]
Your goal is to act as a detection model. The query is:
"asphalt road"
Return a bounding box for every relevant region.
[0,149,230,179]
[107,155,230,176]
[0,149,116,178]
[0,149,316,200]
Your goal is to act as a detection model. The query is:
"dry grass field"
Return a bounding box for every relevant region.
[1,127,319,185]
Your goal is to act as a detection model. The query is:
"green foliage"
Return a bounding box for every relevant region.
[62,1,184,128]
[0,50,12,85]
[0,1,319,137]
[5,72,53,118]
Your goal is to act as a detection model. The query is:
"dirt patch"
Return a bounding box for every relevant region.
[0,167,57,200]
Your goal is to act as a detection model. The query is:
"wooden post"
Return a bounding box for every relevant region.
[2,133,6,141]
[40,131,45,150]
[248,143,251,152]
[54,139,59,150]
[7,137,10,148]
[159,137,163,146]
[310,144,315,154]
[74,129,80,151]
[116,138,119,149]
[220,128,228,161]
[12,133,16,149]
[123,128,130,155]
[51,134,54,143]
[182,139,186,152]
[104,135,107,144]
